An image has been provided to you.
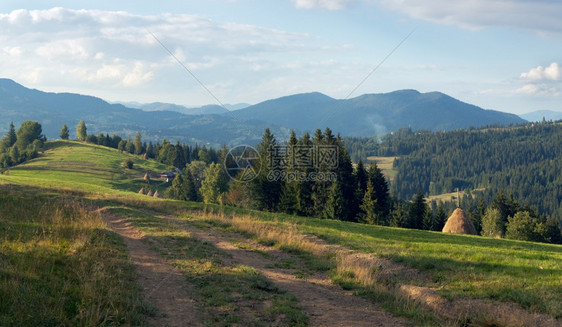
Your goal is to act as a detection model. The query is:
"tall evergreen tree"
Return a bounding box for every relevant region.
[6,122,17,147]
[408,190,427,229]
[60,124,69,140]
[390,202,408,227]
[433,204,447,231]
[76,120,87,141]
[367,162,390,223]
[358,180,378,224]
[325,179,345,220]
[295,132,314,216]
[250,128,282,211]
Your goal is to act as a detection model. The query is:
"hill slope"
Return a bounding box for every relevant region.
[0,140,169,194]
[0,79,283,147]
[231,90,526,135]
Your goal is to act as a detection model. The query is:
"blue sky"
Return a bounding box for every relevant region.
[1,0,561,114]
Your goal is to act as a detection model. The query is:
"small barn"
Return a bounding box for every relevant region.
[442,208,477,235]
[160,171,176,182]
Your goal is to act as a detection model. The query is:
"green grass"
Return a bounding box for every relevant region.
[0,184,153,326]
[252,213,562,318]
[0,140,170,195]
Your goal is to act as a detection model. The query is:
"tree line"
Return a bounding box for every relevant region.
[0,121,45,168]
[3,120,560,244]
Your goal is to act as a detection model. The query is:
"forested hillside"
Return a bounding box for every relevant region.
[346,122,562,220]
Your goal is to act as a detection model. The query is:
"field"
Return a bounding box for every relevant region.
[367,156,398,179]
[1,141,561,326]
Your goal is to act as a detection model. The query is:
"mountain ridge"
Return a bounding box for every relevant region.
[0,78,525,145]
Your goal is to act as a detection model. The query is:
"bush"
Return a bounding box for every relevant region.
[122,158,134,169]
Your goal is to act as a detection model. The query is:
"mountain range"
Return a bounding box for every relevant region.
[0,78,526,146]
[519,110,562,122]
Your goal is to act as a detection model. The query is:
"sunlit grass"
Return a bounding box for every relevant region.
[0,185,152,326]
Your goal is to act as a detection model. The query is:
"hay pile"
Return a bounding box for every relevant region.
[146,190,154,197]
[442,208,477,235]
[143,172,150,181]
[138,188,145,195]
[153,190,161,198]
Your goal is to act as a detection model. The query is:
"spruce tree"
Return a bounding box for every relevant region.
[368,163,390,221]
[295,133,314,216]
[7,122,17,147]
[359,180,378,224]
[325,179,345,220]
[250,128,282,211]
[408,190,427,229]
[60,124,69,140]
[433,204,447,231]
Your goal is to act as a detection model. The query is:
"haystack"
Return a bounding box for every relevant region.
[143,172,150,181]
[146,190,154,197]
[138,188,145,195]
[442,208,477,235]
[153,190,161,198]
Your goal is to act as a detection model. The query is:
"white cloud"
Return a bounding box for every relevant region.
[520,62,561,81]
[516,83,560,96]
[291,0,354,10]
[516,62,561,96]
[0,7,336,102]
[378,0,562,35]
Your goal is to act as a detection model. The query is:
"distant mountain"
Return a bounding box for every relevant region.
[229,90,526,136]
[0,78,284,147]
[520,110,562,122]
[0,78,526,146]
[116,101,250,115]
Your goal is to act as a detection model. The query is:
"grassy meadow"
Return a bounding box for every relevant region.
[1,140,561,325]
[0,140,169,195]
[0,185,153,326]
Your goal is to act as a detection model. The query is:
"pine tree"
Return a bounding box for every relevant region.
[359,180,378,224]
[325,179,345,220]
[368,162,390,222]
[60,124,69,140]
[7,122,17,147]
[76,120,87,141]
[390,202,408,227]
[295,133,314,216]
[355,159,368,195]
[134,132,143,155]
[250,128,282,211]
[408,190,427,229]
[433,204,447,231]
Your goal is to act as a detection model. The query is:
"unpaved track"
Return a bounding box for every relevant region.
[179,221,410,327]
[103,212,202,327]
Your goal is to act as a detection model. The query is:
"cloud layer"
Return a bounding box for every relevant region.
[0,7,343,103]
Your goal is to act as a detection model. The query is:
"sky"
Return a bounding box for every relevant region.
[1,0,561,114]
